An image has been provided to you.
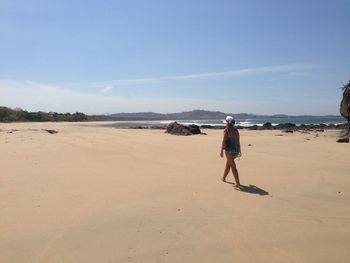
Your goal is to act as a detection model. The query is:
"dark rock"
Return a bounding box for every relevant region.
[188,124,201,135]
[336,124,347,129]
[337,138,349,143]
[340,81,350,133]
[276,123,296,129]
[263,122,272,127]
[44,129,58,134]
[283,129,294,133]
[150,126,167,130]
[249,125,259,130]
[165,122,202,136]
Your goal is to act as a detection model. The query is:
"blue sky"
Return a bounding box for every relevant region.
[0,0,349,115]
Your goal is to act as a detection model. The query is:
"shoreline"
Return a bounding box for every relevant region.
[86,120,348,131]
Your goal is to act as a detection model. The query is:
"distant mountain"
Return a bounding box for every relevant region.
[105,110,341,121]
[110,110,228,120]
[166,110,227,120]
[110,112,165,119]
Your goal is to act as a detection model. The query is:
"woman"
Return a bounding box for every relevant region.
[220,116,241,186]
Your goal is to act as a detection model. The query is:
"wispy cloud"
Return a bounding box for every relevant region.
[1,63,333,115]
[100,85,114,93]
[67,63,315,89]
[165,64,313,80]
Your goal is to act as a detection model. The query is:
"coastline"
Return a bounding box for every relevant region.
[82,119,348,132]
[0,122,349,262]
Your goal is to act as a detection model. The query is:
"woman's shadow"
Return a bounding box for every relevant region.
[225,182,269,196]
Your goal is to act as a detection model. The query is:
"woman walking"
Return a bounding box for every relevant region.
[220,116,241,186]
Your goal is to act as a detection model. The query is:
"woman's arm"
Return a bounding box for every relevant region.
[237,129,242,156]
[220,129,227,157]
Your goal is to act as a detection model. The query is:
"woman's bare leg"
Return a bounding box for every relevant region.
[231,160,240,186]
[222,162,230,182]
[225,152,241,186]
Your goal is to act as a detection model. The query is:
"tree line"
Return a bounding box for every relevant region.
[0,106,88,122]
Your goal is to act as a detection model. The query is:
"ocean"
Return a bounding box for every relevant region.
[103,116,346,128]
[168,116,347,127]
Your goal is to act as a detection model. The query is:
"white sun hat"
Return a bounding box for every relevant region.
[225,116,235,124]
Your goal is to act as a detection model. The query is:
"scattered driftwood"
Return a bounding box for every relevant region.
[165,122,203,136]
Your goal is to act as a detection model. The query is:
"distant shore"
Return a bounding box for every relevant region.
[93,120,348,131]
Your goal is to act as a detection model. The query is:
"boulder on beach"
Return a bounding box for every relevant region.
[337,138,349,143]
[263,122,272,128]
[165,122,202,136]
[188,124,201,135]
[276,123,296,129]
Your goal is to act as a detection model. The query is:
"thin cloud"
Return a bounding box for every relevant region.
[0,73,339,115]
[100,85,114,93]
[67,64,315,89]
[165,64,313,80]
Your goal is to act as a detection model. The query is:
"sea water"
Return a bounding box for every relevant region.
[160,116,346,127]
[103,116,346,128]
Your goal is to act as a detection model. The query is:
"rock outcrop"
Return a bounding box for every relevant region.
[165,122,202,136]
[340,80,350,135]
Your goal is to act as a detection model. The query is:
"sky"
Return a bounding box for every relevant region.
[0,0,349,115]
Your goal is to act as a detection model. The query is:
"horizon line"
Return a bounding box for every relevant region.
[0,105,341,117]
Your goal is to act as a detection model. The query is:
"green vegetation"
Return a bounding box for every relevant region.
[0,106,88,122]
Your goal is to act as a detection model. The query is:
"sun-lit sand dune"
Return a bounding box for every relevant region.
[0,122,349,263]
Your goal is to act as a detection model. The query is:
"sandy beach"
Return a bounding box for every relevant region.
[0,122,349,263]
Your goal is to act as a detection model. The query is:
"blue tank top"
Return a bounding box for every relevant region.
[224,128,240,154]
[225,137,240,153]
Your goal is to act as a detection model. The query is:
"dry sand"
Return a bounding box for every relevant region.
[0,122,349,263]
